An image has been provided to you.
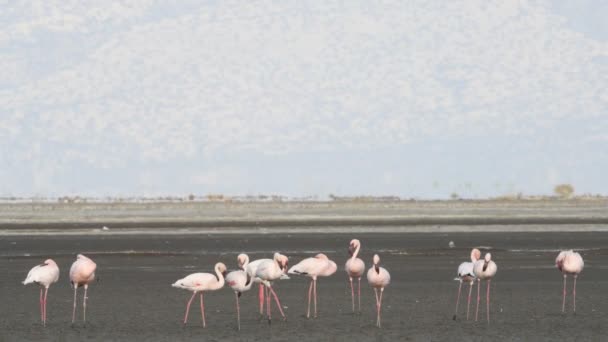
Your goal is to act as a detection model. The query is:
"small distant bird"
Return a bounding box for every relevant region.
[345,239,365,313]
[556,250,584,313]
[288,253,337,318]
[453,248,481,320]
[449,241,455,248]
[367,254,391,328]
[69,254,97,324]
[473,252,497,323]
[225,254,254,330]
[172,262,227,327]
[23,259,60,327]
[255,253,289,323]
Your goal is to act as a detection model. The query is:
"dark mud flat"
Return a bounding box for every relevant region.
[1,232,607,341]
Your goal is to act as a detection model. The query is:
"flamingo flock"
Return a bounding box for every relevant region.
[22,242,585,330]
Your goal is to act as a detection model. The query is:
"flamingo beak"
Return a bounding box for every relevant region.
[374,264,380,274]
[348,245,354,256]
[482,261,488,272]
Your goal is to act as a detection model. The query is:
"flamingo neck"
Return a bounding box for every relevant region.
[351,244,360,260]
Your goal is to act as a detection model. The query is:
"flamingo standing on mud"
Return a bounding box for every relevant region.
[288,253,337,318]
[453,248,481,320]
[172,262,227,327]
[473,252,497,323]
[246,254,289,318]
[226,254,254,330]
[23,259,60,326]
[254,252,289,324]
[69,254,97,324]
[367,254,390,328]
[556,250,584,313]
[345,239,365,313]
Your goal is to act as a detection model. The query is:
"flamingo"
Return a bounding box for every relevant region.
[69,254,97,324]
[367,254,390,328]
[288,253,337,318]
[453,248,481,320]
[22,259,60,326]
[172,262,227,327]
[556,250,584,313]
[345,239,365,313]
[473,252,497,323]
[225,254,254,330]
[254,252,289,323]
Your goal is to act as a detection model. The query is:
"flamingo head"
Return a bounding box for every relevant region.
[482,253,492,271]
[373,254,381,273]
[237,254,248,269]
[43,259,56,266]
[471,248,481,262]
[315,253,328,260]
[216,262,228,278]
[349,239,360,256]
[275,253,289,272]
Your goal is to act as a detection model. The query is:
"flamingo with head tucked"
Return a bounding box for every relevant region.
[69,254,97,324]
[473,252,497,323]
[345,239,365,313]
[23,259,60,327]
[172,262,227,327]
[367,254,390,328]
[556,250,584,313]
[225,254,254,330]
[288,253,337,318]
[453,248,481,320]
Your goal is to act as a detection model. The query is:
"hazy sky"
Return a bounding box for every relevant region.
[1,1,607,199]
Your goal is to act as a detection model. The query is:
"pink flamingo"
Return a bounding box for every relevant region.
[473,252,497,323]
[246,254,289,318]
[556,250,584,313]
[367,254,390,328]
[453,248,481,320]
[225,254,254,330]
[172,262,227,327]
[254,252,289,324]
[345,239,365,313]
[288,253,337,318]
[23,259,60,326]
[69,254,97,324]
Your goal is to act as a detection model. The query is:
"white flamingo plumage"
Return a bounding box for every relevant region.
[453,248,481,320]
[69,254,97,324]
[23,259,60,327]
[225,254,254,330]
[556,250,584,313]
[288,253,337,318]
[172,262,227,327]
[254,252,289,324]
[473,252,497,323]
[345,239,365,313]
[367,254,390,328]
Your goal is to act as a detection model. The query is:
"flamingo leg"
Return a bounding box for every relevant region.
[83,285,88,323]
[486,279,491,323]
[349,277,355,312]
[562,275,567,313]
[453,281,462,320]
[377,288,384,328]
[307,279,313,318]
[258,284,264,316]
[235,292,241,331]
[183,291,197,325]
[266,285,272,323]
[475,279,480,321]
[358,277,362,312]
[39,288,44,323]
[268,286,286,319]
[313,278,318,318]
[43,287,49,326]
[374,287,379,326]
[466,281,473,320]
[573,274,577,313]
[71,286,78,324]
[200,292,206,328]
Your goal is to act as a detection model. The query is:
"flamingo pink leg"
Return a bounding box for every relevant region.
[266,285,272,322]
[349,277,355,312]
[235,292,241,331]
[83,285,88,323]
[268,285,286,319]
[466,282,473,320]
[453,281,463,320]
[562,275,567,313]
[307,280,313,318]
[183,292,197,325]
[475,279,481,321]
[258,284,264,316]
[486,279,491,323]
[358,277,362,312]
[377,288,384,328]
[200,292,206,327]
[573,275,577,313]
[72,286,78,324]
[39,288,44,323]
[43,287,49,326]
[313,278,318,318]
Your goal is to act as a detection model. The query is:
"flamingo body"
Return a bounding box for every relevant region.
[255,253,289,323]
[225,254,253,330]
[453,248,480,320]
[473,252,497,323]
[367,254,390,328]
[288,253,337,318]
[345,239,365,313]
[556,250,584,313]
[23,259,60,326]
[69,254,97,324]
